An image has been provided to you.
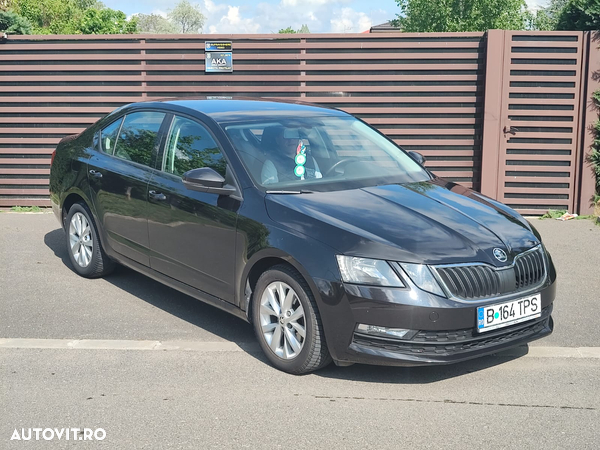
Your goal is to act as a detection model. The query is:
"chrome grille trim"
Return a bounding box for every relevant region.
[430,245,547,302]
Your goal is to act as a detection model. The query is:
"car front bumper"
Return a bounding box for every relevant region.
[321,276,556,367]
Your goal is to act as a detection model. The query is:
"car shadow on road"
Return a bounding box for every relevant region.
[45,227,530,384]
[314,348,529,384]
[44,228,256,345]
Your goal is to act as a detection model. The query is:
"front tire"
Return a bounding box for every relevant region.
[65,202,114,278]
[252,265,331,374]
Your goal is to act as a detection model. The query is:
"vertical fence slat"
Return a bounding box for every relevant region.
[481,30,506,200]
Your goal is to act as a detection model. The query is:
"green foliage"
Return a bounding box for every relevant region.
[589,145,600,190]
[279,24,310,33]
[79,8,137,34]
[540,209,567,219]
[74,0,103,9]
[0,10,32,33]
[392,0,532,32]
[557,0,600,30]
[530,0,569,30]
[10,0,79,33]
[8,0,135,34]
[135,13,178,34]
[10,205,42,212]
[589,88,600,208]
[168,0,205,33]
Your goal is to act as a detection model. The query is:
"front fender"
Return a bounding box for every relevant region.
[237,223,350,361]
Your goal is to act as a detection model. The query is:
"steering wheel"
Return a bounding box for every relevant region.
[324,158,358,177]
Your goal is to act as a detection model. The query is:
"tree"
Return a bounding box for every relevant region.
[278,24,310,33]
[74,0,104,9]
[0,10,32,33]
[10,0,81,33]
[392,0,532,32]
[8,0,135,34]
[278,26,296,33]
[168,0,205,34]
[135,13,178,34]
[79,8,137,34]
[529,0,569,30]
[556,0,600,30]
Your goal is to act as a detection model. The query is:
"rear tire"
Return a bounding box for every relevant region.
[252,264,331,374]
[65,202,115,278]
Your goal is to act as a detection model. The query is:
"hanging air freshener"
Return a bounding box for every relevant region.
[294,140,307,178]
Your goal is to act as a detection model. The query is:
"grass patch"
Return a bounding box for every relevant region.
[540,209,567,219]
[540,209,599,225]
[10,206,42,213]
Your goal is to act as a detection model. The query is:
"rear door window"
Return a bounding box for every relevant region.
[113,111,166,167]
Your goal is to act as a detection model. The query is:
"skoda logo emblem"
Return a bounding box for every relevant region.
[493,248,508,262]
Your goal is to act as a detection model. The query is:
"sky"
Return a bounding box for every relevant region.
[101,0,551,35]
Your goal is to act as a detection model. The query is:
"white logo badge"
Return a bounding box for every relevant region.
[493,248,508,262]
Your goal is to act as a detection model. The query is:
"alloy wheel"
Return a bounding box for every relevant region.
[69,212,93,268]
[259,281,306,360]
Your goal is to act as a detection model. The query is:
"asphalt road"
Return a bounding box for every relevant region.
[1,212,599,449]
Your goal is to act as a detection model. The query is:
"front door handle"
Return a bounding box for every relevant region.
[149,190,167,201]
[89,170,102,178]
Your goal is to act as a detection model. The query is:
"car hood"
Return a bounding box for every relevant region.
[265,179,540,266]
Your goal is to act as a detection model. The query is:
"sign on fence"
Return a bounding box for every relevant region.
[205,41,233,73]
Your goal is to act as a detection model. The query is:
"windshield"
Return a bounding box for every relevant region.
[223,115,430,192]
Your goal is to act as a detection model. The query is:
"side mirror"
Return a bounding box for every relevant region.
[408,151,426,165]
[182,167,237,196]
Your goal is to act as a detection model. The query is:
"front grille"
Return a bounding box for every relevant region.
[433,246,547,300]
[352,307,551,357]
[514,248,545,289]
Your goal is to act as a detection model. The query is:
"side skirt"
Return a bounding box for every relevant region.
[111,253,249,324]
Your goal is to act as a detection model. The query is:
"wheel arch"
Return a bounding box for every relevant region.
[61,190,90,229]
[240,249,323,322]
[60,189,109,258]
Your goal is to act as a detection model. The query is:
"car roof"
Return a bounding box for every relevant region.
[129,97,350,124]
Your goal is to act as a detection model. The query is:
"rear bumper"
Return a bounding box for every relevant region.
[51,196,62,227]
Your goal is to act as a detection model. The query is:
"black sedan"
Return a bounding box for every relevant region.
[49,98,556,374]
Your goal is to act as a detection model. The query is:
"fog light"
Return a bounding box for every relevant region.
[356,324,417,340]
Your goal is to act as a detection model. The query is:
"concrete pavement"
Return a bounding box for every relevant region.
[1,212,599,449]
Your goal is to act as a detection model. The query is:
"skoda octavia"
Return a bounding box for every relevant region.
[49,98,556,374]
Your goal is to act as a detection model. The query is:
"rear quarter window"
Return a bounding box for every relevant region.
[99,118,123,155]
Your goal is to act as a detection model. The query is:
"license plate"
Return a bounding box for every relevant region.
[477,294,541,333]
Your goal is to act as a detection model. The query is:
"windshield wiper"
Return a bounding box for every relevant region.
[265,189,314,194]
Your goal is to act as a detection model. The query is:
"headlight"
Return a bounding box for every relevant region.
[336,256,405,287]
[399,263,445,297]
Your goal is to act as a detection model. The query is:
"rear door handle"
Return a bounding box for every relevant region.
[89,170,102,178]
[149,190,167,201]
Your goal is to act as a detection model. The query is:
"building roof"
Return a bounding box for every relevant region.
[369,22,401,33]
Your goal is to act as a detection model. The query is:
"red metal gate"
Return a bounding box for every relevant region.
[481,30,586,215]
